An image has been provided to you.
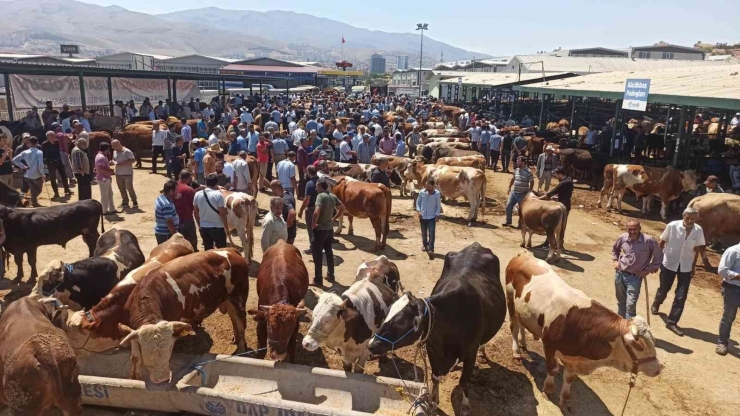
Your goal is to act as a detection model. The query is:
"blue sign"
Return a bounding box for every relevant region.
[622,78,651,112]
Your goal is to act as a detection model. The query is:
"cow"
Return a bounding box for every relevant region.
[248,241,308,363]
[328,162,374,182]
[687,193,740,267]
[0,199,104,282]
[505,251,661,409]
[63,234,194,355]
[602,165,698,219]
[222,191,259,264]
[31,229,146,311]
[119,248,249,382]
[223,154,263,197]
[332,176,392,251]
[518,192,568,263]
[0,297,82,416]
[0,178,28,207]
[407,161,486,226]
[421,129,463,138]
[558,148,602,189]
[303,255,401,373]
[597,164,616,208]
[371,154,414,196]
[432,146,480,162]
[436,155,486,170]
[416,141,471,162]
[369,243,506,416]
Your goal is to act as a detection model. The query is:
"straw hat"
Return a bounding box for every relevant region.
[209,143,222,152]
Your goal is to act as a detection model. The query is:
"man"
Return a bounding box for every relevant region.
[172,170,200,250]
[370,157,391,188]
[585,125,598,149]
[378,129,395,155]
[214,160,231,188]
[111,139,138,209]
[227,132,241,156]
[272,130,289,165]
[298,166,319,254]
[502,156,534,227]
[292,123,307,148]
[612,220,662,319]
[256,133,270,189]
[406,126,421,159]
[540,166,573,212]
[151,120,166,175]
[154,179,179,244]
[208,127,220,147]
[246,124,259,157]
[416,177,441,260]
[703,175,724,194]
[0,140,13,188]
[41,131,72,199]
[490,129,503,171]
[71,137,91,201]
[276,151,298,195]
[270,179,296,244]
[41,101,55,128]
[310,179,346,286]
[197,117,208,139]
[180,118,192,157]
[95,142,117,215]
[23,109,42,130]
[203,144,219,178]
[652,207,705,336]
[314,139,334,162]
[339,134,356,162]
[12,136,45,207]
[536,145,558,192]
[717,241,740,356]
[261,196,288,252]
[154,101,168,119]
[467,122,482,151]
[192,140,207,183]
[240,107,254,126]
[521,115,534,128]
[296,138,311,199]
[394,132,406,157]
[512,132,528,166]
[501,131,513,173]
[193,173,230,250]
[231,151,252,193]
[357,133,373,164]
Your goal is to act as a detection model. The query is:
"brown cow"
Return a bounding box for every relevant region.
[597,164,616,208]
[687,193,740,267]
[112,124,155,167]
[432,146,480,162]
[436,155,486,170]
[0,297,82,416]
[371,154,414,196]
[505,252,660,409]
[518,192,568,263]
[119,248,249,382]
[602,164,698,219]
[248,241,308,363]
[332,176,393,251]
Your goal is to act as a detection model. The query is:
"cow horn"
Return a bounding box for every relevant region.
[259,305,272,311]
[119,325,139,347]
[630,324,639,338]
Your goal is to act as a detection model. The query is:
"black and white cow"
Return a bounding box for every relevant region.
[368,243,507,416]
[303,256,401,373]
[30,229,145,311]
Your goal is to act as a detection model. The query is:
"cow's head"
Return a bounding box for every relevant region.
[681,170,698,192]
[302,292,345,351]
[249,301,307,361]
[119,321,194,383]
[38,259,66,288]
[63,310,122,354]
[623,316,661,377]
[356,255,401,294]
[368,292,426,356]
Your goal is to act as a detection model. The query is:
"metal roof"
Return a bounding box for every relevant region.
[514,65,740,110]
[438,72,574,88]
[222,64,319,74]
[507,54,734,74]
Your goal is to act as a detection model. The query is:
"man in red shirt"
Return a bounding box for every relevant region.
[256,132,270,191]
[173,169,203,251]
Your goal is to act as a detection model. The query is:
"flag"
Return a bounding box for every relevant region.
[342,36,345,44]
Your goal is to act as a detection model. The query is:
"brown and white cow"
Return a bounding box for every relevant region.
[333,176,393,251]
[436,155,486,170]
[0,297,82,416]
[119,248,249,383]
[597,164,616,208]
[687,193,740,267]
[505,252,661,409]
[303,255,401,373]
[64,234,194,355]
[222,191,259,264]
[518,192,568,263]
[407,161,486,226]
[328,162,374,182]
[224,155,263,196]
[371,154,414,196]
[432,146,480,162]
[602,164,698,219]
[248,241,308,363]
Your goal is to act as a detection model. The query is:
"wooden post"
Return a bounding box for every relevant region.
[4,73,14,122]
[78,73,87,111]
[107,76,114,116]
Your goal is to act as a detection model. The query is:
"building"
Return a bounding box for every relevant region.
[0,54,97,66]
[397,55,409,70]
[220,57,319,89]
[95,52,172,70]
[433,72,577,102]
[157,55,237,89]
[564,47,628,58]
[628,44,705,61]
[505,54,731,75]
[370,54,386,74]
[434,57,510,73]
[391,68,471,96]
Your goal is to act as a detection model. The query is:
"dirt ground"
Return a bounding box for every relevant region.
[1,161,738,416]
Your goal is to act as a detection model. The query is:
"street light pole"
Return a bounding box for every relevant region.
[416,23,428,97]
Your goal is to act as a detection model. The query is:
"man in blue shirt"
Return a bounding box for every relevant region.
[717,242,740,356]
[479,124,492,168]
[489,130,503,171]
[246,124,259,156]
[191,140,207,183]
[394,132,406,157]
[306,117,318,134]
[12,136,45,207]
[272,131,290,165]
[416,177,441,259]
[154,180,179,244]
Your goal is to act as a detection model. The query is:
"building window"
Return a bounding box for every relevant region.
[454,84,459,101]
[471,87,477,100]
[637,51,651,59]
[462,86,467,101]
[447,85,452,101]
[662,52,674,59]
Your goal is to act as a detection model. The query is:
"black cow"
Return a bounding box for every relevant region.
[0,179,27,207]
[368,243,507,415]
[31,229,145,311]
[0,199,104,282]
[558,148,604,190]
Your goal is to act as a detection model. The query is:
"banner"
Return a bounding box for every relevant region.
[622,78,650,112]
[9,75,201,109]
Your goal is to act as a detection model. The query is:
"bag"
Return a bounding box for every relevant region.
[200,190,220,215]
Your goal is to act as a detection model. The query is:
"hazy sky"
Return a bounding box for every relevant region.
[78,0,736,56]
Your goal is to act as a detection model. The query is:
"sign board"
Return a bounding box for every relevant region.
[622,78,650,112]
[60,44,79,55]
[318,69,363,76]
[394,87,419,98]
[9,75,200,109]
[458,77,463,85]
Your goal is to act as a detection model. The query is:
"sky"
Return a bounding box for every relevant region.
[77,0,737,56]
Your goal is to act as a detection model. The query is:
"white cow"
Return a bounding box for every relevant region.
[222,191,259,264]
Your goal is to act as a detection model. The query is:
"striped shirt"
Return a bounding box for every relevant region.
[512,167,534,193]
[154,194,179,235]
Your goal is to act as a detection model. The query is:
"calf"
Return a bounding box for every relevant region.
[0,199,104,281]
[333,176,393,251]
[518,192,568,263]
[368,243,506,416]
[248,241,308,363]
[687,193,740,267]
[436,155,486,170]
[303,256,400,372]
[0,297,82,416]
[64,234,193,354]
[119,248,249,383]
[222,191,259,264]
[505,252,661,409]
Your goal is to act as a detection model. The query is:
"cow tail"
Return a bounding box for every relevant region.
[560,203,568,245]
[481,176,487,218]
[100,209,105,234]
[248,199,256,261]
[383,184,392,240]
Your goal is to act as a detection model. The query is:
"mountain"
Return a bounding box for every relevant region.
[0,0,485,65]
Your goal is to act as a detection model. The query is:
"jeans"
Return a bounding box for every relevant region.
[305,207,316,245]
[24,177,43,206]
[197,173,205,184]
[47,161,70,196]
[420,218,436,251]
[164,148,173,177]
[718,283,740,346]
[297,169,306,199]
[152,145,164,173]
[538,171,553,192]
[615,271,643,319]
[479,145,489,167]
[98,178,115,213]
[312,228,335,283]
[115,174,137,206]
[501,150,511,171]
[471,142,479,152]
[200,227,227,250]
[75,173,92,200]
[505,191,527,224]
[155,233,172,245]
[178,221,198,252]
[653,264,692,325]
[490,150,500,170]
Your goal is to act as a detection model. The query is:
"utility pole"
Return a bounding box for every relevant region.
[416,23,428,97]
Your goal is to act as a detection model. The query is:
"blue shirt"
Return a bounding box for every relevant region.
[247,132,259,152]
[228,140,241,156]
[80,118,92,133]
[416,189,441,220]
[394,140,406,156]
[271,110,282,123]
[272,138,289,155]
[154,195,179,235]
[193,147,206,173]
[196,121,208,138]
[237,137,248,153]
[317,125,326,138]
[276,159,295,189]
[13,147,44,179]
[490,134,503,150]
[306,120,318,132]
[480,130,492,146]
[181,125,192,142]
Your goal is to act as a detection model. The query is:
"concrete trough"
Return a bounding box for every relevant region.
[77,351,427,416]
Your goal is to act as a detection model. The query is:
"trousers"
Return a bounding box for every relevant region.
[200,227,227,250]
[74,173,92,200]
[490,150,500,170]
[305,207,316,245]
[115,174,138,206]
[178,221,198,252]
[152,145,164,173]
[501,150,511,171]
[312,229,335,283]
[47,161,70,196]
[615,271,643,319]
[98,178,115,213]
[420,218,436,251]
[538,171,553,192]
[24,177,43,206]
[718,283,740,346]
[653,264,692,325]
[505,191,527,224]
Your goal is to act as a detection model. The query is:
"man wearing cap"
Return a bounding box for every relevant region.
[240,107,254,126]
[193,173,231,250]
[22,108,42,130]
[652,207,705,336]
[42,131,72,199]
[536,145,559,192]
[703,175,724,194]
[12,136,45,207]
[503,156,534,227]
[314,139,334,162]
[203,144,219,178]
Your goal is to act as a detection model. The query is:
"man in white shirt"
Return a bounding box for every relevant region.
[208,127,221,147]
[240,107,254,126]
[652,207,705,336]
[292,125,307,148]
[193,173,231,250]
[231,151,252,193]
[731,113,740,126]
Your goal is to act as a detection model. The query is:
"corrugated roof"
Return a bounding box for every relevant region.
[221,64,319,74]
[514,65,740,110]
[508,54,734,74]
[439,72,571,87]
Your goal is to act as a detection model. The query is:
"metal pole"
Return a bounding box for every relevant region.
[663,106,671,155]
[569,97,576,139]
[172,78,178,106]
[418,28,424,97]
[107,76,114,116]
[4,73,14,122]
[166,76,172,102]
[673,105,687,166]
[720,110,731,141]
[538,93,546,129]
[78,73,87,112]
[610,100,620,157]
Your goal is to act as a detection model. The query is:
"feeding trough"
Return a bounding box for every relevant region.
[77,350,427,416]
